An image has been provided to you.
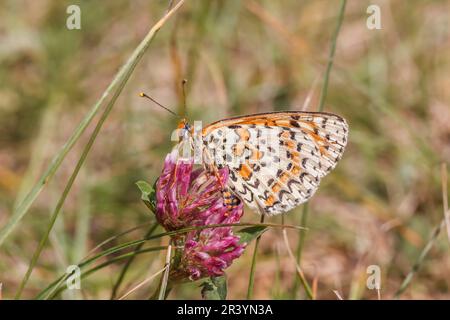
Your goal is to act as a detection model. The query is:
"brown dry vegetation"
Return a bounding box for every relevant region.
[0,0,449,299]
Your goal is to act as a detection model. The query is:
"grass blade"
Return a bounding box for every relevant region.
[292,204,309,297]
[318,0,347,112]
[246,214,265,299]
[292,0,347,299]
[394,219,446,298]
[282,228,313,299]
[36,221,296,299]
[158,242,172,300]
[0,0,186,249]
[119,266,167,300]
[41,246,167,300]
[110,223,159,299]
[13,0,186,299]
[441,163,450,243]
[394,164,449,298]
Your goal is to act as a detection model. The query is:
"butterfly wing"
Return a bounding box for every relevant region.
[201,111,348,215]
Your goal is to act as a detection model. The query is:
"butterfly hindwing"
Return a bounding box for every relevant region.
[202,111,348,215]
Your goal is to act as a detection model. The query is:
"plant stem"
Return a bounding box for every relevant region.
[292,204,309,298]
[0,1,186,249]
[246,214,265,299]
[13,0,186,299]
[318,0,347,112]
[395,164,449,298]
[441,163,450,243]
[119,267,167,300]
[150,280,173,300]
[394,219,446,298]
[282,214,313,299]
[158,241,173,300]
[292,0,347,299]
[42,246,167,300]
[282,229,314,299]
[36,221,300,299]
[110,223,158,299]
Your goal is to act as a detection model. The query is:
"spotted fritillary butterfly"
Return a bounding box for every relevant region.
[176,111,348,216]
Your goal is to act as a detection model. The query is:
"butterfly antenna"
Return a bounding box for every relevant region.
[139,92,179,117]
[181,79,188,118]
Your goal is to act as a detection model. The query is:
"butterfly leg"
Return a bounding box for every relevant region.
[202,148,227,189]
[222,188,242,215]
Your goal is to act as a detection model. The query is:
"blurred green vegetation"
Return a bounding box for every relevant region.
[0,0,449,299]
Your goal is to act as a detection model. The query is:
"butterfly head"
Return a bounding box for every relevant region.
[176,118,193,142]
[173,118,195,160]
[177,118,190,130]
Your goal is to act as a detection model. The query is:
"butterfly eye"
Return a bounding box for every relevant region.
[177,128,191,142]
[171,128,189,143]
[177,128,184,139]
[176,118,190,129]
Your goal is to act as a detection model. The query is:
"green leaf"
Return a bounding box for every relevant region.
[136,180,156,213]
[201,276,227,300]
[236,226,267,245]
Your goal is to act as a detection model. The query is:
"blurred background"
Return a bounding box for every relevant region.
[0,0,449,299]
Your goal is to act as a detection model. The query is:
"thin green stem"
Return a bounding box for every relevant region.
[281,217,313,300]
[120,267,168,300]
[318,0,347,112]
[296,205,309,262]
[0,0,186,248]
[246,214,265,300]
[158,241,173,300]
[292,0,346,299]
[85,221,155,258]
[394,219,446,298]
[150,279,173,300]
[292,204,309,298]
[73,169,91,263]
[41,246,166,300]
[83,222,300,268]
[110,223,158,299]
[14,0,186,299]
[36,221,296,299]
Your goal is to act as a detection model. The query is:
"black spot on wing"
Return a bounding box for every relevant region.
[290,120,300,128]
[246,179,260,189]
[257,190,270,201]
[229,170,238,182]
[238,184,254,202]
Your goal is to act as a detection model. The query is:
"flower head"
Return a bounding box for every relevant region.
[174,201,245,281]
[156,149,230,231]
[155,148,246,281]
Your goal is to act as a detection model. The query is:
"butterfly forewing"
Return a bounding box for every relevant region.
[201,111,348,215]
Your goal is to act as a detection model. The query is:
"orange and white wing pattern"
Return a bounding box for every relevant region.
[201,111,348,216]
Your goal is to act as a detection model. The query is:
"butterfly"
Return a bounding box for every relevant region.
[172,110,349,216]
